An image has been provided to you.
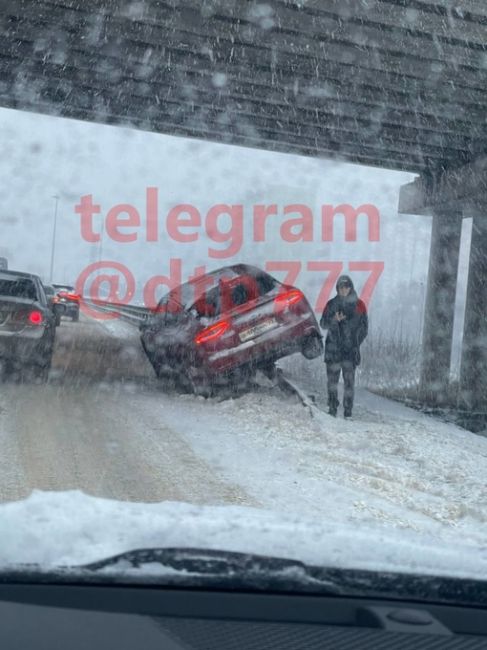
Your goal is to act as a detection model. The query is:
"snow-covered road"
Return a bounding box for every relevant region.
[1,313,487,573]
[0,316,253,506]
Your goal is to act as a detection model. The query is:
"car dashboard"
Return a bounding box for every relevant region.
[1,581,487,649]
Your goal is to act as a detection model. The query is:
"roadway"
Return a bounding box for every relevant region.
[0,315,254,505]
[2,311,487,553]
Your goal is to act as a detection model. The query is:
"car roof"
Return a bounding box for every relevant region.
[207,263,265,276]
[0,269,41,281]
[186,264,267,286]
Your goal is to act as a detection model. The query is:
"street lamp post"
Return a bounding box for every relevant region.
[49,194,59,283]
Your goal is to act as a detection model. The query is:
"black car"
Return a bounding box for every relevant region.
[0,270,58,381]
[52,284,80,322]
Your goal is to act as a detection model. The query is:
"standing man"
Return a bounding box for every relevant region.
[320,275,368,419]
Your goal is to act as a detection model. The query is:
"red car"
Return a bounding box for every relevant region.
[140,264,323,395]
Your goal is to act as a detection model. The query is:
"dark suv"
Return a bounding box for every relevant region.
[53,284,80,322]
[43,284,62,326]
[0,270,58,381]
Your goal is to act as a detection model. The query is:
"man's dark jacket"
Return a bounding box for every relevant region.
[320,275,368,367]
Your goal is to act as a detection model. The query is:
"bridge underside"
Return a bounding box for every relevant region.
[1,0,487,173]
[1,0,487,412]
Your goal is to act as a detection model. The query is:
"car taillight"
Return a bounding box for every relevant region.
[274,289,303,311]
[28,310,44,325]
[194,320,230,345]
[59,291,79,301]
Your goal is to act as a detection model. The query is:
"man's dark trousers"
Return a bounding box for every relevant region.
[326,360,355,414]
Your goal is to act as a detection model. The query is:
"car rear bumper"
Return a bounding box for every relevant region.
[204,318,321,373]
[0,332,51,364]
[59,302,79,315]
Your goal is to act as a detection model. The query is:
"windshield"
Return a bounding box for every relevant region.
[1,0,486,601]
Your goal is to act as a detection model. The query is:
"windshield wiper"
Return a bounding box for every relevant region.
[81,547,487,606]
[2,547,487,607]
[82,547,340,594]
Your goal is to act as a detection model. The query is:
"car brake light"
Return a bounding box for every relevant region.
[59,291,79,301]
[274,289,303,311]
[194,320,230,345]
[28,310,44,325]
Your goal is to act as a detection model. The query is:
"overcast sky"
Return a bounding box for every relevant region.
[0,105,445,336]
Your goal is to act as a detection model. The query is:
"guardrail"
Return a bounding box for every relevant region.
[83,298,151,325]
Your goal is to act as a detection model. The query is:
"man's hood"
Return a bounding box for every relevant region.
[336,274,354,291]
[336,275,356,296]
[335,275,359,306]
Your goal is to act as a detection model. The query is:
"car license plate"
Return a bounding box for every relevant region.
[239,318,277,342]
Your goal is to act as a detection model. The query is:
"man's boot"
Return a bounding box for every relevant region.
[328,398,339,417]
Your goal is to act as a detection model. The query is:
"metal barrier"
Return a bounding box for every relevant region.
[83,299,150,325]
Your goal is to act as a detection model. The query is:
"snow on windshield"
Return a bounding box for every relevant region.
[0,0,485,587]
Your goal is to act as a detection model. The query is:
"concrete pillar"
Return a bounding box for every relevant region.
[459,216,487,411]
[420,209,462,405]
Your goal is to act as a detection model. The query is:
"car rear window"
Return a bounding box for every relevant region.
[254,272,278,296]
[191,272,278,318]
[165,268,277,314]
[0,278,38,300]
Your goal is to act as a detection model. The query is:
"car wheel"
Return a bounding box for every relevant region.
[301,333,323,360]
[227,363,255,391]
[154,365,177,387]
[147,356,166,380]
[153,363,164,379]
[1,360,14,380]
[187,366,213,398]
[20,362,50,384]
[258,361,277,381]
[32,364,50,383]
[145,353,159,376]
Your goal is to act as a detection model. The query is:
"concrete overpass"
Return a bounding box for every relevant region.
[1,0,486,409]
